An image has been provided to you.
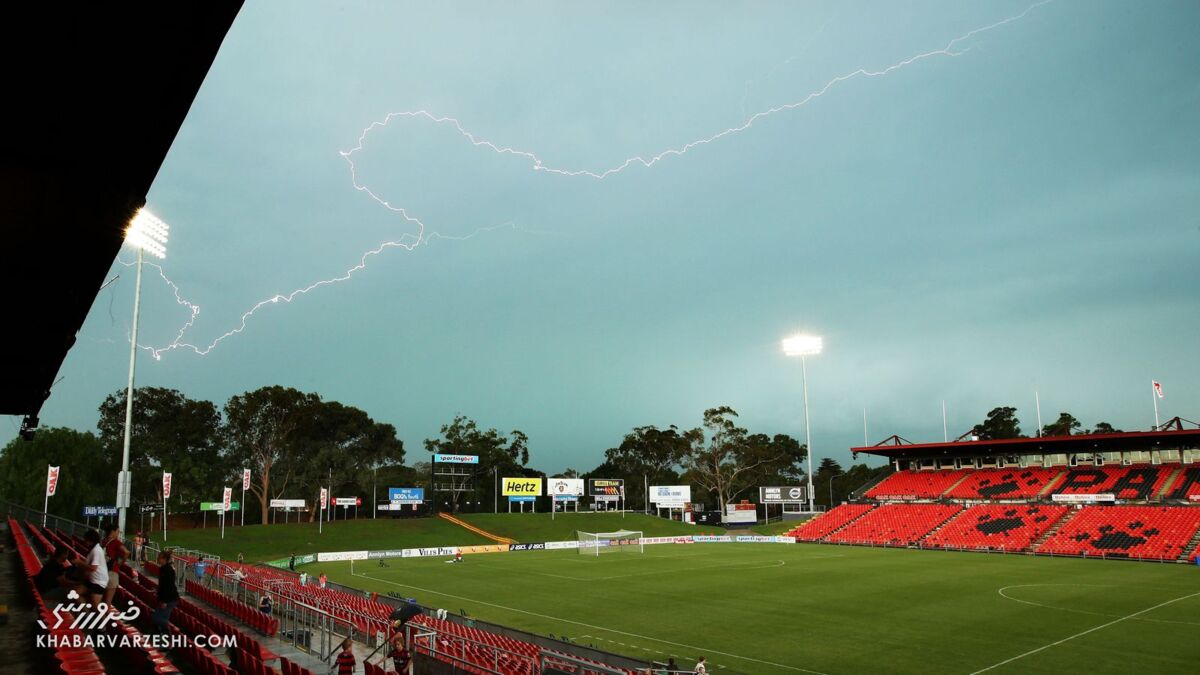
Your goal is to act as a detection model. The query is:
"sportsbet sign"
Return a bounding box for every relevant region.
[502,477,543,496]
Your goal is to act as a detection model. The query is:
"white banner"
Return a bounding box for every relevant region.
[320,488,328,510]
[650,485,691,506]
[334,497,361,507]
[46,466,60,497]
[222,486,233,511]
[162,472,172,499]
[269,499,306,509]
[547,478,585,499]
[242,468,251,491]
[693,535,733,543]
[316,550,369,562]
[1051,493,1115,503]
[544,540,580,550]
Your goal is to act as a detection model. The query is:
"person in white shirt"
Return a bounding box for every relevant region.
[80,529,109,606]
[693,656,707,675]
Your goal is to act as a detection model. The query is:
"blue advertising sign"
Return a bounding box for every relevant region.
[387,487,425,504]
[82,506,118,518]
[433,454,479,464]
[508,496,536,503]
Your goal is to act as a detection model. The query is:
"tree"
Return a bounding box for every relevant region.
[681,407,802,509]
[0,428,113,519]
[424,416,529,512]
[1089,422,1122,434]
[290,400,404,521]
[599,425,691,507]
[224,386,320,524]
[971,407,1022,440]
[1041,412,1081,437]
[97,387,226,508]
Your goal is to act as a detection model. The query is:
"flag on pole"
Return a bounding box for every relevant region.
[1153,380,1164,399]
[222,486,233,512]
[242,468,251,491]
[162,472,172,499]
[46,466,60,496]
[320,487,328,510]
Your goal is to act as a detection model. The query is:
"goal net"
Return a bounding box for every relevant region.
[577,530,644,556]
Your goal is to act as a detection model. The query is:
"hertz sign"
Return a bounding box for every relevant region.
[502,477,543,496]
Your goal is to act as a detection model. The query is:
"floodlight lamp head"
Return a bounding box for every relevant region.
[125,208,169,259]
[782,334,823,357]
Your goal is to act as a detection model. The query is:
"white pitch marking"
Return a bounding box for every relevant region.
[354,570,828,674]
[971,590,1200,674]
[997,584,1200,627]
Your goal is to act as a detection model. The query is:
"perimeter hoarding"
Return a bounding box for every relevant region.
[387,487,425,504]
[588,478,624,502]
[547,478,584,500]
[759,486,807,503]
[502,477,543,496]
[649,485,691,507]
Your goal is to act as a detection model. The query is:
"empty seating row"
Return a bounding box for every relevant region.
[1037,505,1200,560]
[787,504,874,541]
[827,503,963,546]
[865,470,967,499]
[946,467,1064,500]
[186,579,279,636]
[923,504,1070,551]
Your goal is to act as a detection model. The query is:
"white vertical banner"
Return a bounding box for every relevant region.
[44,465,60,526]
[221,486,232,540]
[46,466,60,496]
[319,487,328,534]
[1152,380,1164,427]
[162,472,171,541]
[241,468,251,526]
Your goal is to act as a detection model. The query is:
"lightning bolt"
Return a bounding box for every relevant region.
[132,0,1052,358]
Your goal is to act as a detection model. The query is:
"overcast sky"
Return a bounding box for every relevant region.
[7,0,1198,473]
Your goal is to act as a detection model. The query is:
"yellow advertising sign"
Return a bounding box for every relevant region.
[502,477,543,496]
[458,544,509,555]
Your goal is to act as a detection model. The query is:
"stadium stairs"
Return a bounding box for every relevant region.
[1181,527,1200,562]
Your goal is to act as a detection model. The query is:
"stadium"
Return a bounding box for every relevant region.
[4,3,1200,675]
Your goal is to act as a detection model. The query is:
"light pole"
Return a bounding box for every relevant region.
[828,471,845,509]
[118,208,169,537]
[782,334,822,513]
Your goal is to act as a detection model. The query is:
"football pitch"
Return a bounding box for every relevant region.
[321,543,1200,675]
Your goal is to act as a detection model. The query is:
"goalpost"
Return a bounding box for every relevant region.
[576,530,644,556]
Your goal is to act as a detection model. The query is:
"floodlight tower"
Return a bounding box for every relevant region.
[117,208,169,536]
[782,334,822,513]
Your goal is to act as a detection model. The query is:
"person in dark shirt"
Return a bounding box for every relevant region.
[388,632,412,674]
[335,638,356,675]
[35,546,73,604]
[152,550,179,633]
[259,594,273,616]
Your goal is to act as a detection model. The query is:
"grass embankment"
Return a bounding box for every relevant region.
[460,513,726,541]
[147,517,490,562]
[748,519,800,536]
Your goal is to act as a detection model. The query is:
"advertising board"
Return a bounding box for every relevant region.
[502,477,543,496]
[649,485,691,507]
[434,454,479,464]
[387,487,424,504]
[548,478,584,500]
[759,486,807,503]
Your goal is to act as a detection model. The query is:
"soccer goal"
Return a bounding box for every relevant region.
[577,530,644,556]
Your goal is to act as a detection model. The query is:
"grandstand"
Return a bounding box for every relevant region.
[5,504,648,675]
[789,424,1200,562]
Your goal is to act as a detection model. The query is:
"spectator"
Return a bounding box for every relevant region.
[195,556,208,583]
[34,546,74,605]
[694,656,707,675]
[388,632,412,674]
[661,658,678,674]
[319,572,327,589]
[79,529,108,607]
[237,552,244,564]
[152,550,179,633]
[335,638,356,675]
[288,554,296,571]
[299,571,308,586]
[102,525,127,605]
[259,594,273,616]
[132,531,144,564]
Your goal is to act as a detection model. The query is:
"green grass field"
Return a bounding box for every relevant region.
[323,544,1200,675]
[146,517,492,562]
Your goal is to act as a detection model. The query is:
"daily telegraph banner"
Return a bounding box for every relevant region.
[692,535,733,543]
[735,535,797,544]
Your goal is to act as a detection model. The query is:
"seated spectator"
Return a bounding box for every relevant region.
[34,546,75,605]
[319,572,327,589]
[259,593,273,616]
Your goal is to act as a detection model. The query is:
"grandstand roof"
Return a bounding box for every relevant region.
[852,428,1200,460]
[0,4,243,419]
